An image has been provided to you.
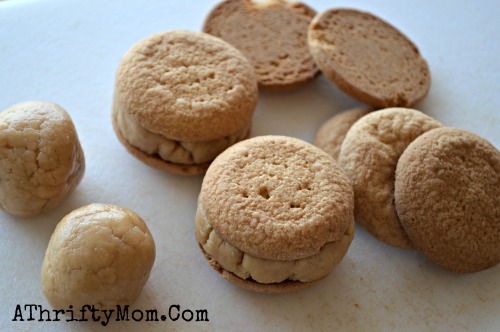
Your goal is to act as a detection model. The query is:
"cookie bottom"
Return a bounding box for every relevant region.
[112,112,248,175]
[198,243,317,293]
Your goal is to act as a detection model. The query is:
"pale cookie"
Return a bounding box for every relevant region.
[395,128,500,273]
[112,30,258,175]
[203,0,319,90]
[0,101,85,217]
[338,108,442,249]
[196,136,355,292]
[314,107,371,160]
[41,204,155,312]
[309,8,430,108]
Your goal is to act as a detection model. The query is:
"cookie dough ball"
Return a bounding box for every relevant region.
[313,107,371,160]
[0,101,85,217]
[203,0,319,90]
[41,204,156,310]
[395,128,500,273]
[196,136,354,292]
[338,108,442,249]
[112,30,258,175]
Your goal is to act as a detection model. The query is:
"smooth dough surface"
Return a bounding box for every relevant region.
[338,108,442,249]
[395,128,500,273]
[0,101,85,217]
[41,204,156,311]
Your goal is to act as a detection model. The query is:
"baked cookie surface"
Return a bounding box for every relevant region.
[314,107,370,160]
[395,128,500,273]
[204,0,318,90]
[309,8,430,108]
[112,30,257,174]
[338,108,442,249]
[197,135,354,292]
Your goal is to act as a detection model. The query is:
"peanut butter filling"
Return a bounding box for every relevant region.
[116,107,249,165]
[195,198,354,284]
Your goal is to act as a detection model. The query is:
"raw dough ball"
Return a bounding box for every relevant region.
[41,204,156,311]
[0,101,85,217]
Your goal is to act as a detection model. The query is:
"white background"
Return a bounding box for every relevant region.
[0,0,499,331]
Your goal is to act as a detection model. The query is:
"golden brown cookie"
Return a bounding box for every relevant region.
[313,107,371,160]
[338,108,442,249]
[41,204,156,312]
[395,128,500,273]
[0,101,85,217]
[112,30,258,175]
[308,8,430,108]
[203,0,319,90]
[196,135,355,292]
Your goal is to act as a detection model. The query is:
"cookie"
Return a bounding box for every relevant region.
[112,30,258,175]
[0,101,85,217]
[308,8,430,108]
[203,0,319,90]
[313,107,371,160]
[41,204,156,312]
[395,128,500,273]
[338,108,442,249]
[196,136,354,292]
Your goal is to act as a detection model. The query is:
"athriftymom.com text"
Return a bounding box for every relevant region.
[12,304,209,327]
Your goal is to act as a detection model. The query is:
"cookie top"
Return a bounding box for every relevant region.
[314,107,370,160]
[338,108,442,249]
[201,135,354,261]
[395,128,500,273]
[308,8,430,108]
[114,30,258,142]
[203,0,318,90]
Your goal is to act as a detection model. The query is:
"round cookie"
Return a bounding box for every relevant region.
[338,108,442,249]
[395,128,500,273]
[308,8,430,108]
[41,204,155,311]
[203,0,319,90]
[112,30,258,175]
[313,107,371,160]
[196,135,355,293]
[0,101,85,217]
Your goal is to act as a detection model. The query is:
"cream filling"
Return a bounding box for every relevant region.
[195,199,355,284]
[116,107,249,165]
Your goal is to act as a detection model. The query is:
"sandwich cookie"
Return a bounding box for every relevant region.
[196,135,354,292]
[112,30,258,175]
[395,128,500,273]
[203,0,319,90]
[314,107,370,161]
[308,8,430,108]
[338,108,442,249]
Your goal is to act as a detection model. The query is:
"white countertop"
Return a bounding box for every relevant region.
[0,0,499,331]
